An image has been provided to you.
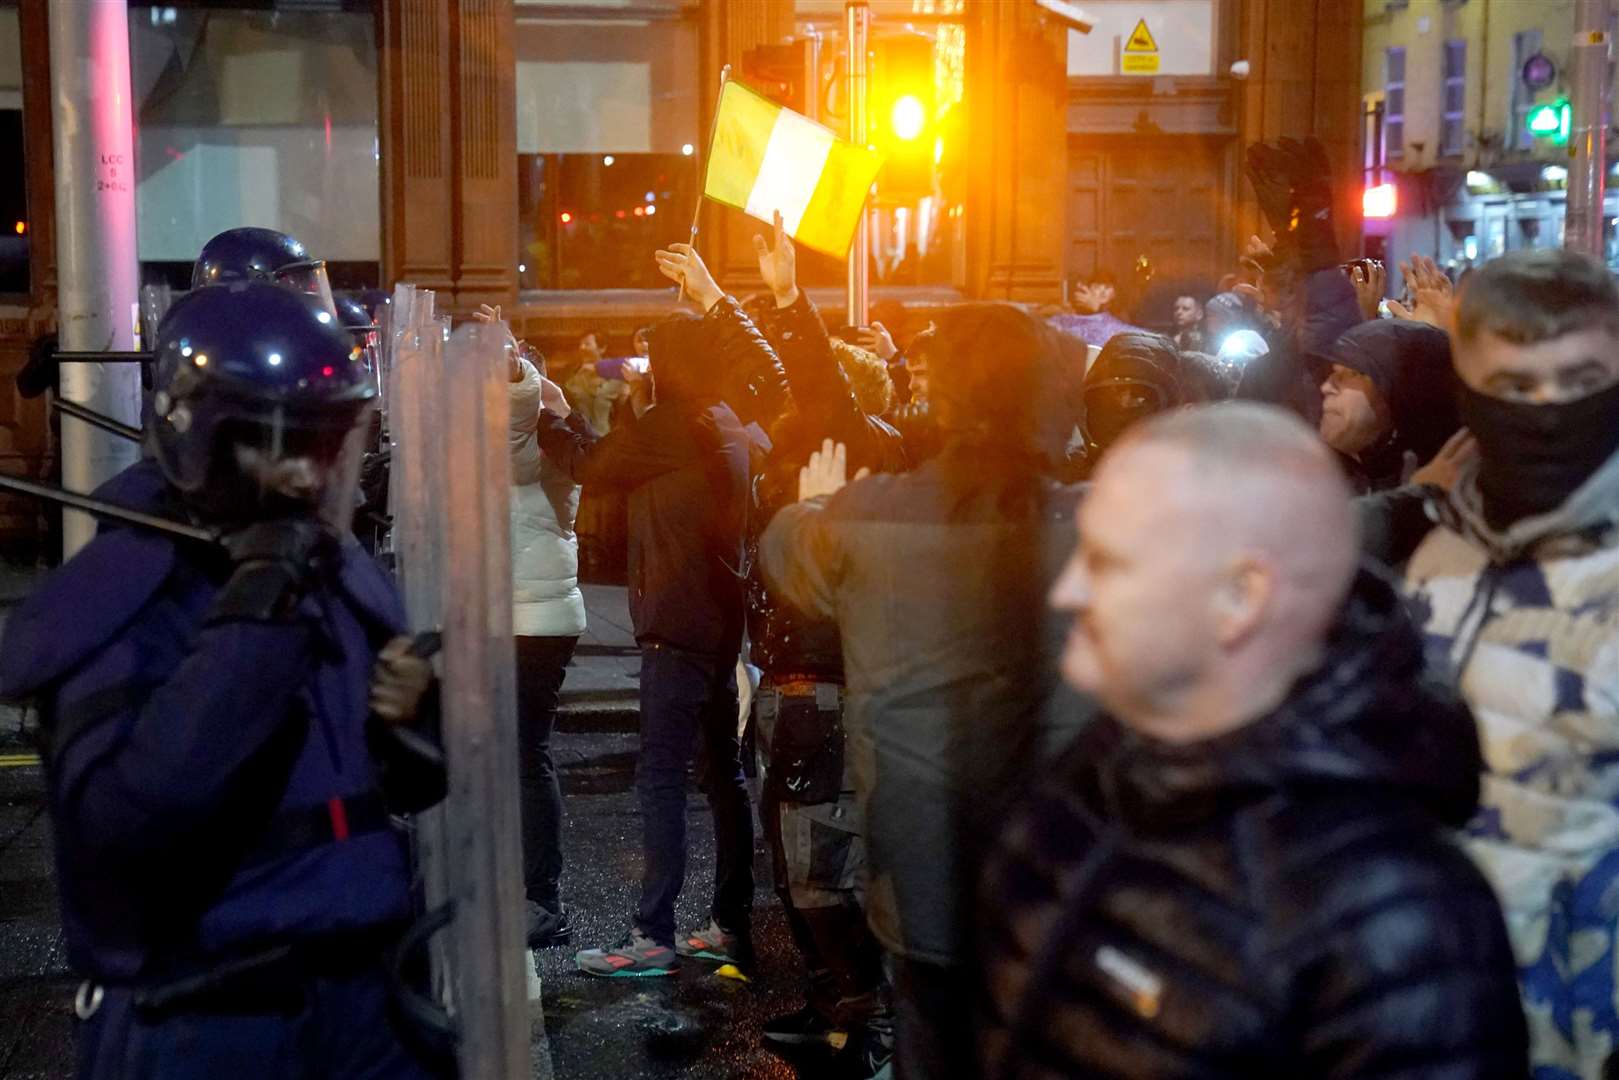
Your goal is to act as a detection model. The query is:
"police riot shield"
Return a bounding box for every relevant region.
[387,297,533,1079]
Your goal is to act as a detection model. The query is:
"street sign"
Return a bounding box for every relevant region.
[1122,18,1160,74]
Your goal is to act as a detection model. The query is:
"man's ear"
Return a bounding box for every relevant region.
[1214,555,1272,649]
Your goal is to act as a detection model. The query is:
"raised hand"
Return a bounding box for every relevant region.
[1408,428,1477,492]
[475,303,523,380]
[1387,255,1455,329]
[798,438,870,502]
[655,243,725,311]
[1348,261,1387,321]
[858,321,899,361]
[752,210,799,308]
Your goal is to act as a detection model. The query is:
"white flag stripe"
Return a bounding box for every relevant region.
[743,107,835,236]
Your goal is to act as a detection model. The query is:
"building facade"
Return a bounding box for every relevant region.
[0,0,1360,557]
[1363,0,1619,273]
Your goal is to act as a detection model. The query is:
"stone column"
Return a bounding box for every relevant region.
[964,0,1069,303]
[380,0,517,313]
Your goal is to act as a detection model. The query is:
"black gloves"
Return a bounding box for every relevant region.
[206,517,335,625]
[1245,136,1340,275]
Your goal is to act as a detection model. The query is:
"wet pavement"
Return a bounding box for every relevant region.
[0,576,856,1079]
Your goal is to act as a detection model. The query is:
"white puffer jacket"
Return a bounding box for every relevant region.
[509,358,586,637]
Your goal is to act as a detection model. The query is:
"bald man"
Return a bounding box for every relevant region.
[977,403,1527,1079]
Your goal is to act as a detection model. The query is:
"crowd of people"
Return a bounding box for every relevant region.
[6,129,1619,1080]
[496,136,1619,1080]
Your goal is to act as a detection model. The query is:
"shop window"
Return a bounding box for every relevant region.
[127,4,381,289]
[0,3,27,295]
[1508,30,1542,152]
[515,4,700,291]
[1385,47,1405,159]
[518,153,697,290]
[1441,40,1466,156]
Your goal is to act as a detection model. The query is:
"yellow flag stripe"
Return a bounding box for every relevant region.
[794,138,884,257]
[703,81,781,212]
[701,78,884,258]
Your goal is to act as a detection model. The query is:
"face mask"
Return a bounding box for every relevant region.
[1457,378,1619,530]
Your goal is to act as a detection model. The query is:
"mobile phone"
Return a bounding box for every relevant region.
[598,356,648,380]
[835,325,867,343]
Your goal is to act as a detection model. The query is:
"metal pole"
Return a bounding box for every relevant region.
[1568,0,1611,257]
[846,1,871,326]
[49,0,143,558]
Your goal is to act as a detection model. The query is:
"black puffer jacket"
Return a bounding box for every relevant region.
[978,569,1527,1080]
[745,292,908,679]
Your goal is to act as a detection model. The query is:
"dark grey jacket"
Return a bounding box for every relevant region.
[761,456,1088,964]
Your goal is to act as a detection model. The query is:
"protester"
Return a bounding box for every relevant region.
[1048,269,1146,349]
[742,214,902,1074]
[478,303,595,950]
[551,243,776,978]
[761,302,1086,1080]
[979,402,1528,1079]
[1235,139,1364,420]
[562,330,628,437]
[1404,249,1619,1079]
[1076,331,1230,474]
[0,284,448,1077]
[1315,318,1461,493]
[1170,294,1207,352]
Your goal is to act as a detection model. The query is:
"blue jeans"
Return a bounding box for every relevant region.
[516,635,578,911]
[634,643,754,946]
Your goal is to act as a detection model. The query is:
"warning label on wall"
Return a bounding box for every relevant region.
[1121,17,1161,74]
[1120,18,1159,74]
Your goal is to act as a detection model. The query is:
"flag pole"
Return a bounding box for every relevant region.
[844,2,871,327]
[678,63,732,303]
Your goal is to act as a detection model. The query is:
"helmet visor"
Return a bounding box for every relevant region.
[216,400,372,529]
[272,260,337,320]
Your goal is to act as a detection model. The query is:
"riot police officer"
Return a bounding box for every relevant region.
[0,282,445,1078]
[192,226,338,316]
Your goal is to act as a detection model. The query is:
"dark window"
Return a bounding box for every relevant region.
[0,4,28,294]
[517,153,699,291]
[1509,30,1543,151]
[1386,47,1406,159]
[1442,40,1467,155]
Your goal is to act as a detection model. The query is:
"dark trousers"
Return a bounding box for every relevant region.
[515,634,578,911]
[76,965,446,1080]
[633,643,754,946]
[892,958,977,1080]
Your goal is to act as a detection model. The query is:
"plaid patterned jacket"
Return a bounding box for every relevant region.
[1406,449,1619,1080]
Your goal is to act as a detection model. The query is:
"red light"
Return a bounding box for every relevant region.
[1363,183,1397,219]
[615,210,627,219]
[12,221,23,236]
[560,212,572,224]
[322,365,335,377]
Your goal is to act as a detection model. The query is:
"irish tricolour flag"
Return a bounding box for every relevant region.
[702,80,885,258]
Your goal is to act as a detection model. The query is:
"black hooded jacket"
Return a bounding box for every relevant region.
[1079,332,1227,472]
[977,569,1526,1080]
[1322,319,1460,493]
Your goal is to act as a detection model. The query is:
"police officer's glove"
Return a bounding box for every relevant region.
[206,517,335,625]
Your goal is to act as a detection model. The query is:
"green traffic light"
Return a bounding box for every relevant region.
[1526,100,1571,144]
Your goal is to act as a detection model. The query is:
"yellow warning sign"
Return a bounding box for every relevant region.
[1124,19,1159,53]
[1121,18,1160,73]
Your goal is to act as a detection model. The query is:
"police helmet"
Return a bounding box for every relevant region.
[333,295,381,370]
[149,282,375,517]
[191,227,336,316]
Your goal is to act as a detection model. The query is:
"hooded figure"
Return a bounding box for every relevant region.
[1315,319,1460,493]
[1079,332,1230,469]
